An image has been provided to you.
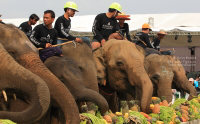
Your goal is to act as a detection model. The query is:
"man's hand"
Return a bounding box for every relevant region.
[45,43,52,48]
[101,39,106,46]
[75,38,82,43]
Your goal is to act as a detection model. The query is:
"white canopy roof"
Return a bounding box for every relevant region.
[3,13,200,32]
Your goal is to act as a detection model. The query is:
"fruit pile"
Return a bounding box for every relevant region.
[80,95,200,124]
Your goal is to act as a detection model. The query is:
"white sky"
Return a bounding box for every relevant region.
[1,0,200,19]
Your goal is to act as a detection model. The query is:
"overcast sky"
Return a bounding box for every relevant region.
[1,0,200,19]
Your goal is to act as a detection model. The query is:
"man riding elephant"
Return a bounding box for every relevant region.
[91,2,123,50]
[152,29,172,55]
[134,23,160,56]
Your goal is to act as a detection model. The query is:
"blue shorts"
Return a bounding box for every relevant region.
[92,38,100,43]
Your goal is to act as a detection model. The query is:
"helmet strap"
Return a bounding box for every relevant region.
[113,11,117,17]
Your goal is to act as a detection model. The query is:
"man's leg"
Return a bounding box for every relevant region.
[161,50,172,55]
[57,39,64,44]
[81,37,91,47]
[145,48,161,56]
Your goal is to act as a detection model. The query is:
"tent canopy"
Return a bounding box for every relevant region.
[3,13,200,47]
[3,13,200,32]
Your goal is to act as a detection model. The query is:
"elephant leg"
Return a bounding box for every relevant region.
[108,93,118,113]
[0,99,8,111]
[50,106,65,124]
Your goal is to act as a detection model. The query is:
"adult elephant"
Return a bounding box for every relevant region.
[144,54,197,102]
[44,56,108,115]
[93,39,153,113]
[0,24,79,124]
[61,42,109,113]
[0,43,50,123]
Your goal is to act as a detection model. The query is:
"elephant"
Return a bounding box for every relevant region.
[144,54,197,102]
[0,23,80,124]
[93,39,153,113]
[44,56,108,115]
[61,42,109,113]
[0,43,50,123]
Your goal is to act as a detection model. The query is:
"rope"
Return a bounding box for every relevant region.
[116,31,125,40]
[99,87,113,96]
[133,33,147,46]
[37,39,76,50]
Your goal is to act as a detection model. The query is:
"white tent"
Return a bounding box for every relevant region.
[2,13,200,72]
[3,13,200,32]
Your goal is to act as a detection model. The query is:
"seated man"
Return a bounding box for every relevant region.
[152,29,172,55]
[29,10,62,62]
[134,23,160,56]
[54,1,88,45]
[91,2,123,50]
[116,12,131,41]
[19,14,39,38]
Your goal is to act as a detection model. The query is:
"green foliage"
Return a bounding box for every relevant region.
[171,99,187,109]
[95,110,102,119]
[129,111,148,124]
[149,113,159,119]
[159,106,175,123]
[82,113,106,124]
[80,120,87,124]
[176,111,181,117]
[188,99,200,109]
[116,116,124,124]
[0,120,17,124]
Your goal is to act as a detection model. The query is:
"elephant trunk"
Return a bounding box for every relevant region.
[76,88,109,115]
[157,83,172,103]
[175,74,197,100]
[127,63,153,113]
[82,65,99,92]
[16,52,80,124]
[0,46,50,123]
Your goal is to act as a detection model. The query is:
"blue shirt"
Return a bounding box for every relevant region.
[194,80,199,87]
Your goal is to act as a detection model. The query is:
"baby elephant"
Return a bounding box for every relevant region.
[44,56,108,115]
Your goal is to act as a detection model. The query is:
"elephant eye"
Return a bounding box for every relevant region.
[151,75,159,84]
[116,61,124,67]
[79,67,83,72]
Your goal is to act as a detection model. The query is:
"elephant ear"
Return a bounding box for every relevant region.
[135,45,146,57]
[93,47,106,67]
[93,47,107,86]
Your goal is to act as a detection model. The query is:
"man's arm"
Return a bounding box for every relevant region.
[29,26,46,48]
[152,38,160,51]
[55,18,76,40]
[92,15,104,42]
[144,34,154,48]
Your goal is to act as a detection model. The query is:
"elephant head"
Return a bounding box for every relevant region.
[61,43,99,91]
[61,43,109,113]
[94,39,153,113]
[44,56,109,115]
[0,23,79,124]
[0,43,50,123]
[144,54,174,102]
[144,54,197,102]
